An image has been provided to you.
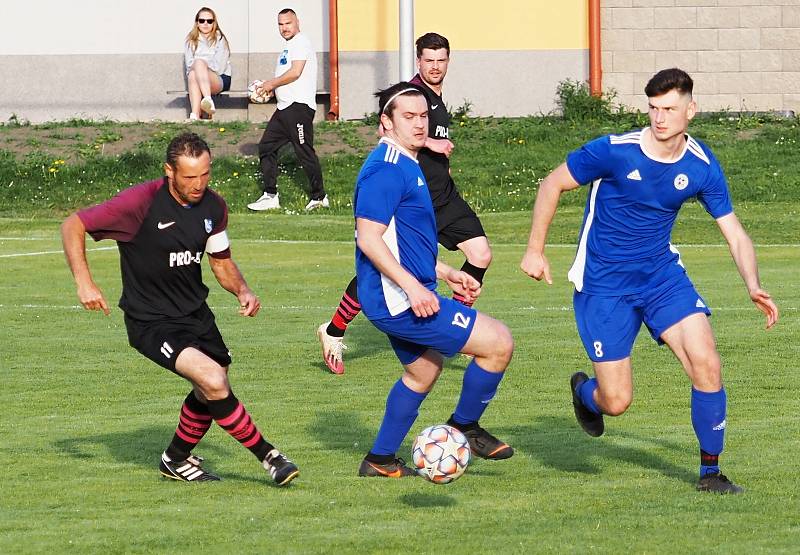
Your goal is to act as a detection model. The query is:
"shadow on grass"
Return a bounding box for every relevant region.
[54,425,274,484]
[307,410,373,455]
[503,415,697,485]
[398,493,456,508]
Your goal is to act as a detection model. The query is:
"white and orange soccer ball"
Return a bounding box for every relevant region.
[248,80,270,103]
[412,424,471,484]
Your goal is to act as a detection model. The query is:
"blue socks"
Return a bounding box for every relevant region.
[370,379,427,456]
[578,377,602,415]
[691,387,726,477]
[452,359,505,425]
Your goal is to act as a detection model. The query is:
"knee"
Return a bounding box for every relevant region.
[599,391,632,416]
[691,352,722,391]
[491,323,514,369]
[467,246,492,269]
[196,369,230,400]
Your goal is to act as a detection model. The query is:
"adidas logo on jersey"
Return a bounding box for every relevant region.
[696,299,706,308]
[627,169,642,181]
[417,177,424,187]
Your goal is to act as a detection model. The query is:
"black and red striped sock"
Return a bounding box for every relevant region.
[165,391,213,461]
[327,276,361,338]
[452,261,487,308]
[207,393,274,462]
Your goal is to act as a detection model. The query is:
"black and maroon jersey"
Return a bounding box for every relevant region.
[78,178,231,321]
[409,73,456,209]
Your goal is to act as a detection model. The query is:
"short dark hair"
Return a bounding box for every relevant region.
[375,82,425,118]
[415,32,450,58]
[279,8,296,17]
[165,133,211,168]
[644,68,694,97]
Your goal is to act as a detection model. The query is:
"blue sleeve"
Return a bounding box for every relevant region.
[565,135,614,186]
[696,155,733,218]
[354,164,406,225]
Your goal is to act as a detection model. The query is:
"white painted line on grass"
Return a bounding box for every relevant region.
[1,303,794,312]
[2,239,796,258]
[0,246,116,258]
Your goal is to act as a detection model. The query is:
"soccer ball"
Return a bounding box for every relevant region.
[412,424,471,484]
[248,80,270,103]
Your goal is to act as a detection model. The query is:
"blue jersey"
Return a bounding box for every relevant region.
[354,138,438,319]
[566,128,733,295]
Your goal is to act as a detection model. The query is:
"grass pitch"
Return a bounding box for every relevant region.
[0,214,797,553]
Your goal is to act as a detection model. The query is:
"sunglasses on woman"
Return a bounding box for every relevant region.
[197,18,214,24]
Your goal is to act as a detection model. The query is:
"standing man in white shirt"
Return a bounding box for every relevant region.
[248,8,329,212]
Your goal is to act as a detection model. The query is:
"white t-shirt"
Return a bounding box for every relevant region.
[274,32,317,111]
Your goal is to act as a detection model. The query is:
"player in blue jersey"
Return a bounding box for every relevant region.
[520,68,779,494]
[317,33,491,376]
[355,83,514,477]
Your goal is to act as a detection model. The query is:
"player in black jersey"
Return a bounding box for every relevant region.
[316,33,492,378]
[62,133,299,485]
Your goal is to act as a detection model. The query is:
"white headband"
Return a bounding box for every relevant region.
[381,87,421,115]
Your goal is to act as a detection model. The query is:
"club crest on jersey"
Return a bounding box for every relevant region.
[204,218,212,233]
[674,174,689,190]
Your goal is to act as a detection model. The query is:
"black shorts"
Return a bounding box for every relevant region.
[124,303,231,373]
[435,193,486,251]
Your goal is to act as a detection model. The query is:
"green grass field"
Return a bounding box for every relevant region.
[1,212,797,553]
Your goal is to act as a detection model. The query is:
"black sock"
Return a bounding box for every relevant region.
[460,261,487,285]
[207,392,275,462]
[365,452,396,464]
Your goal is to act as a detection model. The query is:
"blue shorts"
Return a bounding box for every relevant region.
[370,296,477,365]
[574,275,711,362]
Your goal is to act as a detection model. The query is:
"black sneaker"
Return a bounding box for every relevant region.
[570,372,604,437]
[263,449,300,486]
[358,457,417,478]
[446,417,514,460]
[697,472,743,494]
[159,452,220,482]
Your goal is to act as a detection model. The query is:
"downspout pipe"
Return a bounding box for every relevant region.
[399,0,415,80]
[589,0,602,97]
[327,0,340,120]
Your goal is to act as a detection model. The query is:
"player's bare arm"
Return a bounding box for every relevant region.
[520,163,581,285]
[356,217,439,317]
[61,213,110,315]
[425,137,454,158]
[258,60,306,96]
[716,212,779,329]
[208,256,261,317]
[435,260,480,303]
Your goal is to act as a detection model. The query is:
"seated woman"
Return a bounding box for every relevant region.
[184,7,232,120]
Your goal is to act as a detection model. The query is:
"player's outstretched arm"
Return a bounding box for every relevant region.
[61,213,110,315]
[716,212,779,329]
[425,137,454,158]
[435,260,481,303]
[520,163,580,285]
[208,256,261,317]
[356,217,439,317]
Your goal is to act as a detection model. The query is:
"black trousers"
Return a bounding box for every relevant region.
[258,102,325,200]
